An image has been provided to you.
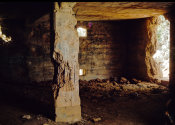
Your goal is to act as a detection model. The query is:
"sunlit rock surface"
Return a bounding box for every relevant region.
[153,15,170,78]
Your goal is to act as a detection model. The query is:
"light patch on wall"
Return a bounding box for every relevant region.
[79,69,85,76]
[77,27,87,37]
[0,25,12,42]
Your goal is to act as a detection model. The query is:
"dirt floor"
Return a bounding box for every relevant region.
[0,78,170,125]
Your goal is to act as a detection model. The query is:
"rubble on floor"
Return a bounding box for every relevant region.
[79,77,168,99]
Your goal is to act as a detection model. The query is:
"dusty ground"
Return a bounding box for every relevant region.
[0,78,170,125]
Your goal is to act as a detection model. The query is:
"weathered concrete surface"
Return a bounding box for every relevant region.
[52,2,81,123]
[73,2,175,21]
[78,21,127,81]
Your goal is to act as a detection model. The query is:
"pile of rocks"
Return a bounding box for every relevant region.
[79,77,168,99]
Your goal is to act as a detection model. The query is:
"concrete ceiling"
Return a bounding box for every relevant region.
[73,2,175,21]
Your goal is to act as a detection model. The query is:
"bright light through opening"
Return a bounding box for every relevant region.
[77,27,87,37]
[153,15,170,78]
[0,25,12,43]
[79,69,85,76]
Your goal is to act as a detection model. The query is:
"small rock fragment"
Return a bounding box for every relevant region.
[131,78,139,84]
[114,77,119,82]
[47,119,52,122]
[113,81,118,86]
[22,115,31,120]
[106,80,110,83]
[96,78,103,83]
[120,77,128,83]
[127,81,130,84]
[36,114,42,120]
[92,117,101,122]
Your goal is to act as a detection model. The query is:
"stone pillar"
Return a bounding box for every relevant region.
[52,2,81,123]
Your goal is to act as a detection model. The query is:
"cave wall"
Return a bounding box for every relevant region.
[125,17,167,81]
[26,14,54,83]
[0,14,54,84]
[145,16,164,80]
[0,14,55,117]
[0,19,29,83]
[125,19,149,80]
[0,14,160,83]
[78,19,153,81]
[77,21,127,81]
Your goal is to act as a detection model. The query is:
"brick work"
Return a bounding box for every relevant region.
[77,21,127,81]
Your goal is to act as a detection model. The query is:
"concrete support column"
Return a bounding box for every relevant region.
[52,2,81,123]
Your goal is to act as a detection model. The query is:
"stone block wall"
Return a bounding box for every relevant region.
[77,21,127,81]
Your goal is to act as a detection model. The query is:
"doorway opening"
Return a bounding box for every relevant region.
[153,15,170,80]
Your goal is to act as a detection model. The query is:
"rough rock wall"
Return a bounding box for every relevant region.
[146,16,163,80]
[0,15,56,118]
[125,19,152,81]
[126,17,168,81]
[0,14,54,84]
[78,21,127,81]
[73,2,173,21]
[52,2,81,123]
[0,19,29,83]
